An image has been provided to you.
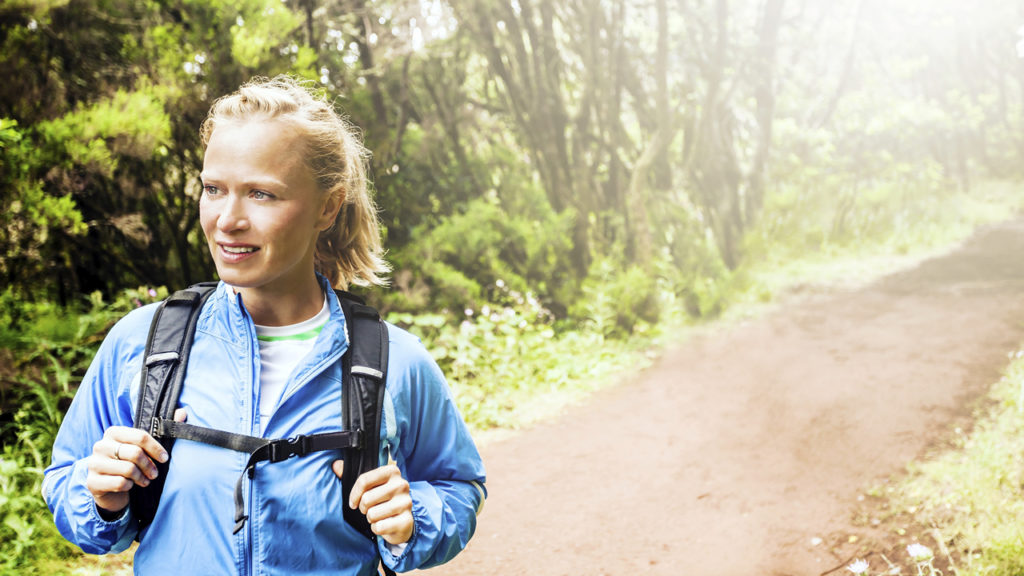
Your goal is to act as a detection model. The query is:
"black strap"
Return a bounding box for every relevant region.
[153,419,364,534]
[130,282,217,530]
[337,295,390,545]
[155,419,268,454]
[337,293,394,576]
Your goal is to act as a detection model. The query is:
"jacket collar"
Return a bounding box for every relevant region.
[200,275,350,360]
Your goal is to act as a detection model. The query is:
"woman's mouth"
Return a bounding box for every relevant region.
[223,245,258,254]
[218,244,259,262]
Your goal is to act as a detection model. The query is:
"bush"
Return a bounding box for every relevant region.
[0,285,165,573]
[571,256,662,338]
[0,381,79,573]
[386,195,576,316]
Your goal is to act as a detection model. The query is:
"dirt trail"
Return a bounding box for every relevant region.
[431,219,1024,576]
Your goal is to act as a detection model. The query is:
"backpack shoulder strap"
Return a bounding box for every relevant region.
[336,290,390,544]
[129,282,218,530]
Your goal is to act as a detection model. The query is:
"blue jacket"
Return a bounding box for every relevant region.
[44,281,486,575]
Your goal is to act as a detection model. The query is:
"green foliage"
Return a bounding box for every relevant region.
[0,351,81,572]
[0,118,88,299]
[0,285,165,572]
[655,202,737,319]
[571,256,662,338]
[388,195,576,315]
[0,360,90,573]
[230,0,303,69]
[1,426,79,574]
[36,88,172,175]
[0,285,165,355]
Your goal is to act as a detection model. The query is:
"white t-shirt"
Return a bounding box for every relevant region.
[253,297,330,434]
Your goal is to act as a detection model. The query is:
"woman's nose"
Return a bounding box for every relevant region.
[217,195,249,232]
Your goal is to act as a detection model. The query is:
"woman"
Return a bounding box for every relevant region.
[43,76,486,575]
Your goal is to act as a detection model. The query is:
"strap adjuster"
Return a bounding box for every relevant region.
[268,435,311,463]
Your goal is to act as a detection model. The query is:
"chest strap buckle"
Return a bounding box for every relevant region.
[268,434,312,463]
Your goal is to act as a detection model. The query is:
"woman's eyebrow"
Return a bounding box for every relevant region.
[198,173,286,189]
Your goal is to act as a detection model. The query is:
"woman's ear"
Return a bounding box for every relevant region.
[317,189,345,231]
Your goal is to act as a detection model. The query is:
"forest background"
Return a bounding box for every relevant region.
[2,0,1024,573]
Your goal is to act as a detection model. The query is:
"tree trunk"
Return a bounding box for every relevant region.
[625,0,674,265]
[744,0,785,224]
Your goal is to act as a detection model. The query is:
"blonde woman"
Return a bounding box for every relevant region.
[44,76,486,575]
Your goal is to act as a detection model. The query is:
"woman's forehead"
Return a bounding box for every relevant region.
[202,120,314,186]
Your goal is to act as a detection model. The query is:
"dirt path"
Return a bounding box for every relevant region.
[431,219,1024,576]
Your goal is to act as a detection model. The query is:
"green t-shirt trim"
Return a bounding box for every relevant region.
[256,325,324,342]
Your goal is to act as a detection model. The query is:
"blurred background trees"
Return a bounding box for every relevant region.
[2,0,1023,329]
[3,4,1024,569]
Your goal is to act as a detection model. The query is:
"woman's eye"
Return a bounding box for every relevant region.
[202,184,220,196]
[251,190,272,200]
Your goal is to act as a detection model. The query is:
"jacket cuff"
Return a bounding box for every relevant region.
[379,525,417,570]
[68,461,135,553]
[384,481,440,571]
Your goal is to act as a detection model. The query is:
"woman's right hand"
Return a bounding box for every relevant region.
[85,409,185,517]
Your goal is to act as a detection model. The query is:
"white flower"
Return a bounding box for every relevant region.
[847,559,870,574]
[464,308,474,317]
[907,543,932,560]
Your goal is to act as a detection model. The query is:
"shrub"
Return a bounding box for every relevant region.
[571,256,662,338]
[386,196,576,316]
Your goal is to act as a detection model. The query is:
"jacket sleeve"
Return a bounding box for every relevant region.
[381,327,487,572]
[42,307,153,553]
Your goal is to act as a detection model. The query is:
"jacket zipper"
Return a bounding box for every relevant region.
[240,297,346,576]
[242,304,257,576]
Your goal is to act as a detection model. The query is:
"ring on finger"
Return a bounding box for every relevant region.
[114,442,123,461]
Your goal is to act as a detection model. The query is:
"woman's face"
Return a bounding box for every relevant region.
[199,119,337,299]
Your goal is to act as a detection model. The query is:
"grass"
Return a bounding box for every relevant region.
[876,349,1024,575]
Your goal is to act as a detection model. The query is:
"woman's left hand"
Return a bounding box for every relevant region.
[332,460,414,545]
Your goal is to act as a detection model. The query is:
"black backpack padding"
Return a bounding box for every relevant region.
[129,284,394,574]
[337,295,389,543]
[130,282,218,526]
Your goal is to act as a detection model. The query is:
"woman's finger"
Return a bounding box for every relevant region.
[103,426,169,465]
[365,491,412,524]
[358,475,409,515]
[86,460,141,492]
[372,510,415,544]
[88,454,152,487]
[350,465,403,512]
[96,438,158,481]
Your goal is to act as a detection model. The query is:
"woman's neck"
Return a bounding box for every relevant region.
[233,278,325,327]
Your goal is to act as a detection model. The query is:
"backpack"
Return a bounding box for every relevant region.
[129,282,396,575]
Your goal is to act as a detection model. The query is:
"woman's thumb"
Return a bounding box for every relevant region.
[331,459,344,478]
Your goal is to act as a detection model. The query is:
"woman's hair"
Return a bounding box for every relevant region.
[200,75,389,289]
